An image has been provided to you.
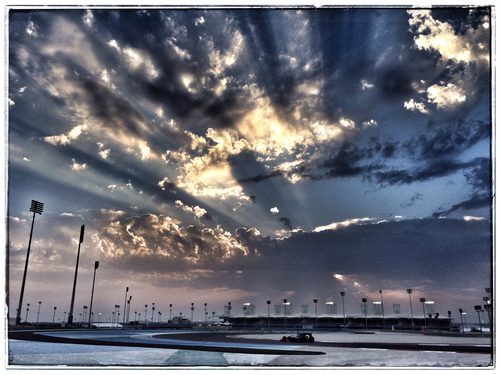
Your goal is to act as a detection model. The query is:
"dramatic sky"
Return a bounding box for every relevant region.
[7,7,492,322]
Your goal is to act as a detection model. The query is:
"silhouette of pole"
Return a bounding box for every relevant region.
[379,290,385,327]
[267,300,271,329]
[204,303,207,322]
[16,200,43,325]
[340,292,346,327]
[283,299,288,330]
[122,287,129,324]
[52,306,57,324]
[25,303,30,323]
[407,289,414,328]
[190,303,194,322]
[420,298,426,327]
[474,305,482,333]
[126,296,132,323]
[36,301,42,323]
[459,308,465,333]
[68,224,85,325]
[88,261,99,327]
[169,304,173,320]
[313,299,318,327]
[362,298,367,327]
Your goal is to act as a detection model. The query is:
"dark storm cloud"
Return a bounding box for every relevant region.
[406,120,490,161]
[400,193,423,208]
[279,216,292,231]
[372,158,483,186]
[432,195,491,218]
[432,157,491,217]
[92,216,490,298]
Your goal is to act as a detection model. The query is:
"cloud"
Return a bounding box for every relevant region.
[426,83,466,109]
[313,217,377,232]
[279,216,292,230]
[194,16,206,26]
[91,212,249,265]
[406,10,490,113]
[26,20,38,37]
[408,10,489,64]
[373,158,482,186]
[463,215,485,221]
[362,119,378,127]
[270,207,279,214]
[157,176,175,190]
[404,98,429,114]
[82,9,94,26]
[406,120,489,160]
[175,199,209,220]
[44,124,88,145]
[70,158,87,171]
[360,79,374,90]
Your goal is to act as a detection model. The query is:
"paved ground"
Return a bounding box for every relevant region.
[7,328,493,367]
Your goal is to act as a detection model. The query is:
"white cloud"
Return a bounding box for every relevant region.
[194,16,205,26]
[22,157,31,162]
[60,212,74,217]
[123,47,159,80]
[408,10,489,64]
[362,119,378,127]
[82,9,94,26]
[404,98,429,114]
[313,217,375,232]
[71,159,87,171]
[92,213,248,262]
[166,38,192,60]
[426,83,466,109]
[339,117,355,129]
[175,200,208,219]
[26,21,38,37]
[157,177,172,190]
[8,98,15,106]
[270,207,280,214]
[463,215,485,222]
[108,39,120,51]
[361,79,374,90]
[98,148,110,159]
[44,124,88,146]
[107,184,117,192]
[19,86,26,93]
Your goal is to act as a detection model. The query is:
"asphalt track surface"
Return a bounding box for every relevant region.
[9,329,492,355]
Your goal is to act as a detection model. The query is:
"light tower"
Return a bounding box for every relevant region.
[16,200,44,325]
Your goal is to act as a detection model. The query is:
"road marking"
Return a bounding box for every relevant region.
[361,348,388,351]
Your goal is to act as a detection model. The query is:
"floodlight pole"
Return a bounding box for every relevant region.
[407,289,414,328]
[88,261,99,328]
[68,225,85,325]
[340,292,346,327]
[16,200,44,325]
[122,287,129,324]
[313,299,318,328]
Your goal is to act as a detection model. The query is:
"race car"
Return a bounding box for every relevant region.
[280,332,315,343]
